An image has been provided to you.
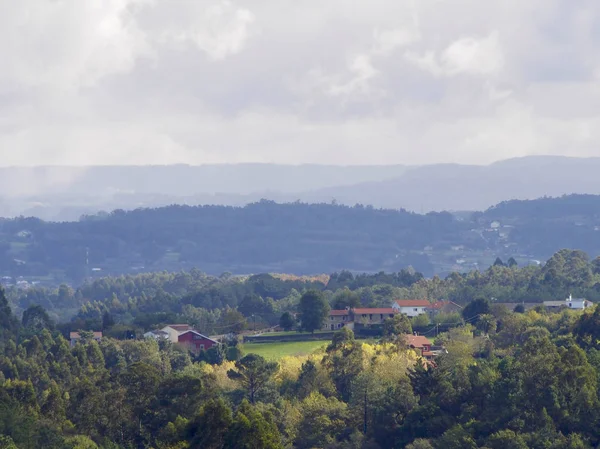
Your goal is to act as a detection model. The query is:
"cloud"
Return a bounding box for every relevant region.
[157,1,256,60]
[0,0,599,167]
[406,32,504,77]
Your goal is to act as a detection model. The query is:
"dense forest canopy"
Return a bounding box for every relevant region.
[1,194,600,284]
[2,274,600,447]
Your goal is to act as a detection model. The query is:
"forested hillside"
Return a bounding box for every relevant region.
[1,195,600,284]
[2,281,600,448]
[5,249,600,335]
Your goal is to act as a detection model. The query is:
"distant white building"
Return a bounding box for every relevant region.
[392,300,430,317]
[544,295,592,311]
[143,330,170,340]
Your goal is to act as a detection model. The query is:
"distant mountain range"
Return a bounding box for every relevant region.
[2,156,600,220]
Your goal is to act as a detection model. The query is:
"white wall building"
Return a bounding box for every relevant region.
[392,300,430,317]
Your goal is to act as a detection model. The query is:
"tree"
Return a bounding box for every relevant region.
[279,312,295,332]
[513,304,525,313]
[493,257,505,267]
[225,401,283,449]
[405,440,434,449]
[507,257,518,268]
[382,314,413,343]
[412,313,430,328]
[218,308,248,334]
[296,393,350,449]
[227,354,279,404]
[102,311,115,330]
[298,290,330,333]
[22,305,54,331]
[332,288,361,310]
[462,298,490,324]
[187,398,233,449]
[485,430,528,449]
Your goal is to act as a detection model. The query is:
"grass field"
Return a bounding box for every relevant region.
[243,341,328,360]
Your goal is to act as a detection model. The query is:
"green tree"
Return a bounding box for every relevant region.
[219,308,248,334]
[436,425,477,449]
[485,430,528,449]
[22,305,54,332]
[296,393,349,449]
[332,288,361,310]
[228,354,279,404]
[493,257,505,267]
[507,257,518,268]
[405,440,434,449]
[225,401,283,449]
[462,298,491,324]
[279,312,295,332]
[382,314,413,343]
[187,398,233,449]
[298,290,330,334]
[0,435,18,449]
[323,329,364,401]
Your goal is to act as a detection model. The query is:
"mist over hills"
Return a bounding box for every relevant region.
[1,156,600,220]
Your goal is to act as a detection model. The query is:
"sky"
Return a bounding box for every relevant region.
[0,0,599,166]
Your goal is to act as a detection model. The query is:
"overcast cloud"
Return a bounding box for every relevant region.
[0,0,599,166]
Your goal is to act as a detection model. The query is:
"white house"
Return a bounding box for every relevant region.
[544,295,593,311]
[392,300,430,317]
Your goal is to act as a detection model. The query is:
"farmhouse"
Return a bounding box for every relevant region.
[324,309,354,331]
[392,300,430,317]
[544,295,592,311]
[177,331,219,355]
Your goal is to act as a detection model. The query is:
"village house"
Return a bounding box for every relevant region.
[177,330,219,355]
[323,309,354,331]
[353,308,397,327]
[425,300,463,319]
[160,324,193,343]
[70,331,102,347]
[405,334,432,355]
[544,295,592,311]
[392,300,430,317]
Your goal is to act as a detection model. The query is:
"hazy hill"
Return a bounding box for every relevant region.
[2,156,600,220]
[305,156,600,211]
[1,195,600,284]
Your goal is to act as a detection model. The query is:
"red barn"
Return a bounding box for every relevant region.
[177,330,219,355]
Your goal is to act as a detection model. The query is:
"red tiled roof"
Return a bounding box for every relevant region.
[330,310,350,316]
[353,308,397,314]
[405,335,432,348]
[394,300,430,307]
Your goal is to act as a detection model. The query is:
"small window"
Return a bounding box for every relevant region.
[200,344,205,350]
[369,314,373,320]
[389,314,394,318]
[362,314,367,318]
[414,308,418,312]
[330,316,334,320]
[343,316,347,321]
